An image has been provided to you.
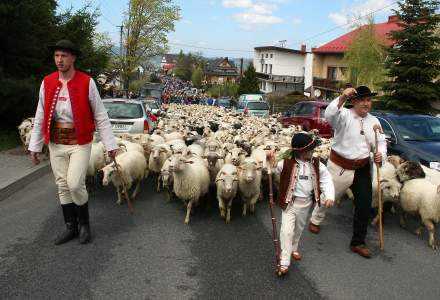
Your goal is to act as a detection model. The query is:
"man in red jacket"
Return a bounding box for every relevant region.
[29,40,118,245]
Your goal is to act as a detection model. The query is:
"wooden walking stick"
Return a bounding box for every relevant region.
[266,159,282,276]
[373,124,384,250]
[111,156,134,214]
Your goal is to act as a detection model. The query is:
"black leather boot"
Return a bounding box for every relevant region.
[54,203,79,245]
[74,202,91,244]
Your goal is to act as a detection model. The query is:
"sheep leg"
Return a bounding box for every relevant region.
[242,202,248,217]
[415,225,424,237]
[132,179,142,199]
[218,198,225,219]
[184,200,193,224]
[157,175,161,192]
[258,188,263,202]
[371,214,379,228]
[116,186,122,205]
[400,212,407,229]
[423,219,436,250]
[226,200,232,224]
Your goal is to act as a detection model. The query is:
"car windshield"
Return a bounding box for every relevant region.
[391,116,440,141]
[141,89,161,99]
[218,100,231,107]
[104,102,143,119]
[247,102,269,110]
[238,102,245,109]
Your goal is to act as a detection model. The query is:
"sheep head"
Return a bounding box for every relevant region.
[396,161,425,182]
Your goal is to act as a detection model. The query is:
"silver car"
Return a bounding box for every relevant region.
[102,98,155,134]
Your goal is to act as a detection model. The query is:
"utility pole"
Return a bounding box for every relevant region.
[240,58,244,78]
[117,25,123,96]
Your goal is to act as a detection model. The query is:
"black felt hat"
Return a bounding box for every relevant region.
[291,132,321,152]
[48,40,81,56]
[350,86,377,101]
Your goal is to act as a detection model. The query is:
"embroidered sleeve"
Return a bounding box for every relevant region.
[325,97,350,130]
[89,79,118,151]
[28,81,45,153]
[319,162,335,201]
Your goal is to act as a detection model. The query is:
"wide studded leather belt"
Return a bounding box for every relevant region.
[50,122,77,145]
[330,150,369,170]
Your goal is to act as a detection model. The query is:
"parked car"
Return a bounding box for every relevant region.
[371,111,440,169]
[238,94,265,102]
[279,101,332,138]
[102,98,155,134]
[239,100,270,118]
[137,97,161,115]
[216,97,232,109]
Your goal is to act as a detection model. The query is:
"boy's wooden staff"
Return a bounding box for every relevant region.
[373,123,384,250]
[266,158,282,276]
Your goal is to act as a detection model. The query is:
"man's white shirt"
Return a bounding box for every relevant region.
[325,97,387,161]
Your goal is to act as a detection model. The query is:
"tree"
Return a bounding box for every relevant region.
[381,0,440,110]
[343,17,387,90]
[238,64,260,95]
[121,0,180,90]
[191,65,204,88]
[173,50,194,81]
[149,72,160,83]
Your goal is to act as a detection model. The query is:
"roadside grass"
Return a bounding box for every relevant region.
[0,128,21,151]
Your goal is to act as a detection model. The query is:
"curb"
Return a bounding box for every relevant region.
[0,162,50,201]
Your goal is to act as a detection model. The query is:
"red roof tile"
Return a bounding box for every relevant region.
[313,16,403,54]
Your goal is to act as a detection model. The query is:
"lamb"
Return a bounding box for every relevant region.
[215,164,239,224]
[238,158,262,216]
[169,154,210,224]
[158,157,174,201]
[148,143,171,174]
[101,151,147,204]
[86,142,106,190]
[399,179,440,249]
[205,151,225,184]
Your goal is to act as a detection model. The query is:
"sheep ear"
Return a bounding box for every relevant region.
[215,178,224,183]
[379,179,389,183]
[257,166,262,170]
[185,160,194,164]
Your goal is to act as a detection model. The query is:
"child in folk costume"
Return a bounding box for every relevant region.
[267,132,335,276]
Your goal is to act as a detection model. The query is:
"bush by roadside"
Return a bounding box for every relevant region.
[0,128,21,152]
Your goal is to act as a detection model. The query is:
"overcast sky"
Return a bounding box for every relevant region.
[57,0,399,58]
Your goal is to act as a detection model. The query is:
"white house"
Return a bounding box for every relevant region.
[253,46,313,96]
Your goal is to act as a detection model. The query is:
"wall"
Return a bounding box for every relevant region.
[253,49,306,77]
[312,53,347,80]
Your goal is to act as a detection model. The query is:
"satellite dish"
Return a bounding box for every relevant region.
[97,74,107,85]
[314,89,321,98]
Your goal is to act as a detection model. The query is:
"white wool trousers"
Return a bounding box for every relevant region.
[48,142,92,205]
[310,159,355,225]
[280,196,313,267]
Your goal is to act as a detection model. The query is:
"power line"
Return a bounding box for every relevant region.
[292,1,399,45]
[168,42,253,53]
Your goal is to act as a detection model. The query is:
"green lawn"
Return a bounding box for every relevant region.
[0,128,21,151]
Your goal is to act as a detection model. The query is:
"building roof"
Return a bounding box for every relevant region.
[313,16,403,54]
[205,57,239,77]
[254,46,306,55]
[162,54,178,64]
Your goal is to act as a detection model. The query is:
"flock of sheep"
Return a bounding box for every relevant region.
[18,103,440,249]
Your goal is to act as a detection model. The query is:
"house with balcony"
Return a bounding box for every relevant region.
[310,15,402,100]
[205,57,239,85]
[253,46,312,96]
[161,54,178,75]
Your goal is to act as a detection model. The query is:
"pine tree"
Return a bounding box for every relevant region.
[381,0,440,110]
[238,64,260,95]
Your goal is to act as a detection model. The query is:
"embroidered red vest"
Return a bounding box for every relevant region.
[42,71,95,145]
[277,157,321,210]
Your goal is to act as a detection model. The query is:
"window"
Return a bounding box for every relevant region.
[266,54,268,58]
[261,64,263,72]
[319,106,328,118]
[270,54,273,58]
[261,54,264,59]
[269,64,272,74]
[296,103,314,115]
[265,64,268,73]
[327,66,337,80]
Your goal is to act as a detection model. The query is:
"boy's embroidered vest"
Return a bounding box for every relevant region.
[42,71,95,145]
[277,157,321,210]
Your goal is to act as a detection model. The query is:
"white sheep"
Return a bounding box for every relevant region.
[399,178,440,249]
[86,142,106,190]
[149,143,171,175]
[101,151,147,204]
[238,158,262,216]
[216,164,239,224]
[169,154,210,224]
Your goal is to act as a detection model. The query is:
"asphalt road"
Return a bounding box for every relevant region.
[0,173,439,300]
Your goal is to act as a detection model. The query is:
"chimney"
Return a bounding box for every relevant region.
[301,44,306,52]
[388,15,399,23]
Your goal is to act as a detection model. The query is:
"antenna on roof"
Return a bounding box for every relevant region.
[277,40,287,48]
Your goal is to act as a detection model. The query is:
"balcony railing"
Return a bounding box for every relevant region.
[257,72,304,83]
[312,77,343,91]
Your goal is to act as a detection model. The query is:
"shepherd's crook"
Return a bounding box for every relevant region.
[266,161,281,275]
[112,156,134,214]
[373,124,384,250]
